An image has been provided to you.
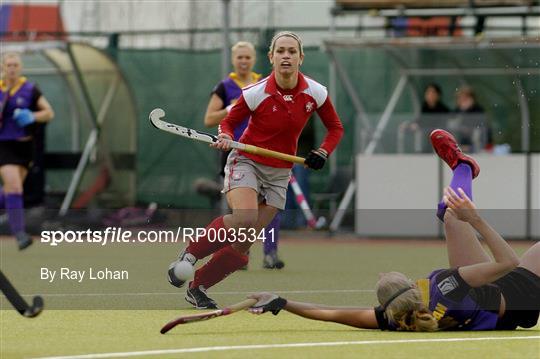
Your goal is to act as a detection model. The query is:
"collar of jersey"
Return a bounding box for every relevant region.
[416,278,430,307]
[229,72,261,89]
[265,71,308,96]
[0,77,27,95]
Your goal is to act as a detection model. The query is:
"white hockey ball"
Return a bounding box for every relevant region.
[173,261,194,281]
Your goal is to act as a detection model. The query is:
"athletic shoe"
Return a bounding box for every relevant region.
[430,129,480,178]
[263,251,285,270]
[167,251,197,288]
[15,232,32,250]
[185,285,218,309]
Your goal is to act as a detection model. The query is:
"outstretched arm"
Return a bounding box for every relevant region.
[248,293,379,329]
[285,300,379,329]
[444,187,520,287]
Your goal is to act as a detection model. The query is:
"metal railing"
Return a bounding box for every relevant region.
[397,114,491,154]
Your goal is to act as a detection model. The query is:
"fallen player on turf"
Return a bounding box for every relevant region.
[247,129,540,332]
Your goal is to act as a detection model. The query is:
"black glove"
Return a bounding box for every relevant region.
[304,148,328,170]
[249,294,288,315]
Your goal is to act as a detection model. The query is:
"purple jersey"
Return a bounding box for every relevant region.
[0,78,41,140]
[427,269,499,330]
[212,72,260,141]
[375,268,501,331]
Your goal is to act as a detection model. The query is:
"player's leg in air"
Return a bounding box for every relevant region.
[429,129,488,268]
[519,243,540,278]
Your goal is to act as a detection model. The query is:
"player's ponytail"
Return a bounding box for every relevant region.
[410,309,438,332]
[376,272,439,332]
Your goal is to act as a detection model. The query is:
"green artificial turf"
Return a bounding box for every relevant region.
[1,234,538,358]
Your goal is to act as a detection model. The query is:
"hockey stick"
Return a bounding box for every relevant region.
[0,270,44,318]
[149,108,305,165]
[160,298,257,334]
[290,175,326,229]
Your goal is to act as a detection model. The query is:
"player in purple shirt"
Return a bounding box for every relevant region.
[246,129,540,331]
[0,53,54,250]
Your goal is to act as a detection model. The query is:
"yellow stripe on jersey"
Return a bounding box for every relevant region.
[229,72,261,89]
[433,303,448,321]
[416,278,430,307]
[0,77,28,95]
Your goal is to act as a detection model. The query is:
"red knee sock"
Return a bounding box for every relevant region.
[190,246,248,289]
[186,216,231,259]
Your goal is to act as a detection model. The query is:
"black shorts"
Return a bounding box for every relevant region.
[495,267,540,329]
[0,140,34,168]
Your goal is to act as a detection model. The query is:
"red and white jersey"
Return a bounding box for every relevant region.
[220,71,344,168]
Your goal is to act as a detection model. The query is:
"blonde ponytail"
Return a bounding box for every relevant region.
[376,272,439,332]
[408,310,439,332]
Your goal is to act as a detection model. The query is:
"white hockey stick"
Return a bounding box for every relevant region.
[149,108,305,165]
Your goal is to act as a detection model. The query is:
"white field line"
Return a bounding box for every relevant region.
[33,336,540,359]
[18,289,374,298]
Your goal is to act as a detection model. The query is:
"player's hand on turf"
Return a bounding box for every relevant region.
[212,133,233,151]
[248,292,287,315]
[304,148,328,170]
[443,187,480,223]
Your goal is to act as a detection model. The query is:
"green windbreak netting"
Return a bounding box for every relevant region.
[19,46,339,209]
[117,49,221,208]
[116,48,340,208]
[26,40,537,209]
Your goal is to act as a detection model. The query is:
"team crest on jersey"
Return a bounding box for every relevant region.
[16,97,27,107]
[305,101,315,113]
[437,276,459,295]
[283,94,293,102]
